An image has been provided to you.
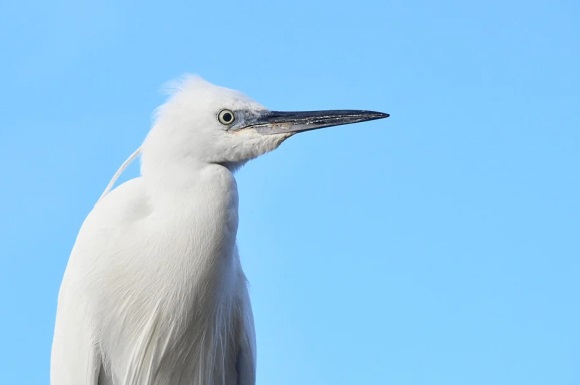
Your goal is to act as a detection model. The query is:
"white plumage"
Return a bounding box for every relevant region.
[51,75,388,385]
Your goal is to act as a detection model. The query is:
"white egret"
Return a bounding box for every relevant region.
[51,75,389,385]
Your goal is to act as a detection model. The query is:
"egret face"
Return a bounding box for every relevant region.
[141,76,389,177]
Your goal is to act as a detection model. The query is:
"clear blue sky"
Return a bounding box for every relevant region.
[1,0,579,384]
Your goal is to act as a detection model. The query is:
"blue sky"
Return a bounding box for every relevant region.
[1,0,579,384]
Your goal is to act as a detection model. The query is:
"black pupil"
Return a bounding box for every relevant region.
[222,112,233,122]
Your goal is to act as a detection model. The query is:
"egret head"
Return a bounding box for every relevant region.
[141,75,388,179]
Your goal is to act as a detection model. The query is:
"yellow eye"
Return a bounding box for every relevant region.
[218,109,235,125]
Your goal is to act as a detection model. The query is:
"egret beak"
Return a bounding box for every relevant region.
[245,110,389,135]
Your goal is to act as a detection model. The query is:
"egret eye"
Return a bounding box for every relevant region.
[218,109,235,125]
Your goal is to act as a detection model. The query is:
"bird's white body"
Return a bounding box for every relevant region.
[52,77,280,385]
[53,172,254,385]
[52,76,387,385]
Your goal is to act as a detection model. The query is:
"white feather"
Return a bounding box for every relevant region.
[51,76,279,385]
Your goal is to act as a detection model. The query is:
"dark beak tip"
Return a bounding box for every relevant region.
[370,111,390,120]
